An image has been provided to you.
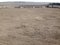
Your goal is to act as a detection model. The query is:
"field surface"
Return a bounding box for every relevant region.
[0,8,60,45]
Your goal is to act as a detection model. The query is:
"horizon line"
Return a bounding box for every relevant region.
[0,1,60,3]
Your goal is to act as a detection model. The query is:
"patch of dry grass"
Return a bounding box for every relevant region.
[0,8,60,45]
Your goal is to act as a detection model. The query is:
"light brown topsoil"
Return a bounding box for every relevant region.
[0,8,60,45]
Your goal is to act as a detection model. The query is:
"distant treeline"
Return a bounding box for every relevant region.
[49,3,60,5]
[46,3,60,8]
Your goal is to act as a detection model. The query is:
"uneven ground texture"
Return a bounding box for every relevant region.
[0,8,60,45]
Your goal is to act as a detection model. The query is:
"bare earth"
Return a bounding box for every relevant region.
[0,8,60,45]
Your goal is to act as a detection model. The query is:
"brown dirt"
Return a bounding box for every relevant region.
[0,8,60,45]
